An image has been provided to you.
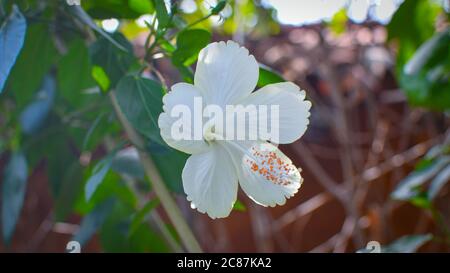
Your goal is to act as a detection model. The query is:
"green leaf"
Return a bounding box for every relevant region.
[91,65,111,92]
[53,162,85,221]
[400,30,450,111]
[382,234,432,253]
[0,5,26,93]
[85,156,113,201]
[58,39,96,106]
[99,201,169,252]
[82,0,146,19]
[151,146,189,193]
[128,0,154,14]
[257,65,284,87]
[172,29,211,66]
[111,147,145,179]
[1,151,28,244]
[129,199,159,236]
[72,198,116,246]
[233,200,246,212]
[115,75,165,145]
[82,113,105,151]
[6,24,58,107]
[329,8,347,35]
[75,169,137,215]
[391,157,450,200]
[19,76,55,134]
[153,0,170,29]
[428,164,450,200]
[89,33,134,89]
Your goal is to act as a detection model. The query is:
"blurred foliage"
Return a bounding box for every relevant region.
[0,0,279,251]
[388,0,450,111]
[0,0,449,252]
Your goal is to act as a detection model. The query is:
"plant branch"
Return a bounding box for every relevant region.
[109,91,202,253]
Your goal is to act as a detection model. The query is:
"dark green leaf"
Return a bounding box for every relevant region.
[89,33,134,89]
[153,0,170,28]
[53,162,84,221]
[72,198,116,246]
[111,147,145,179]
[82,0,146,19]
[129,199,159,236]
[19,76,55,134]
[75,170,137,215]
[1,151,28,244]
[0,5,26,93]
[115,75,165,145]
[151,146,189,193]
[82,113,105,151]
[399,30,450,111]
[258,65,284,87]
[58,39,96,106]
[6,24,58,107]
[172,29,211,66]
[99,201,169,252]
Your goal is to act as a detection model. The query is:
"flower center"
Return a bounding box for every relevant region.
[203,125,219,142]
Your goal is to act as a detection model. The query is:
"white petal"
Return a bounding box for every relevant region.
[182,145,238,219]
[195,40,259,106]
[224,141,303,207]
[238,82,312,144]
[158,83,209,154]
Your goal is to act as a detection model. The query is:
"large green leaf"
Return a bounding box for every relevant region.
[115,75,165,145]
[72,198,116,246]
[6,23,58,107]
[0,5,26,93]
[1,151,28,244]
[89,33,134,89]
[172,29,211,66]
[53,162,84,221]
[57,39,96,107]
[150,146,188,193]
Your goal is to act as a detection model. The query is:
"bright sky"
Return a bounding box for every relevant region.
[262,0,403,25]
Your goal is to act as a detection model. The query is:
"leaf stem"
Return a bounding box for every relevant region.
[109,91,202,253]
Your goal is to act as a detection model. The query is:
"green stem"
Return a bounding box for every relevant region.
[109,92,203,253]
[186,13,213,29]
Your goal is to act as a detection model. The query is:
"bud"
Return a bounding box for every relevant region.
[211,0,227,15]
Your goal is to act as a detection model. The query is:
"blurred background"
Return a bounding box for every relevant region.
[0,0,449,253]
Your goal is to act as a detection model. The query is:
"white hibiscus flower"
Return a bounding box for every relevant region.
[158,40,311,219]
